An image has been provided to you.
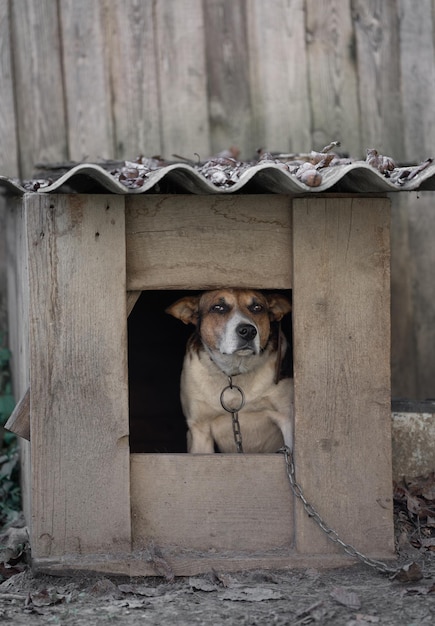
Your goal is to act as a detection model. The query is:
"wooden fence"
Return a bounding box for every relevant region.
[1,0,435,398]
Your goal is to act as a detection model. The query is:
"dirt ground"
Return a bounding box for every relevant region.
[1,474,434,625]
[0,551,433,625]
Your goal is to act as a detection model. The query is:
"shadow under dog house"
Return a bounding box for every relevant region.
[4,160,435,576]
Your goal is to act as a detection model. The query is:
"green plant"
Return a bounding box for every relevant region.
[0,334,21,526]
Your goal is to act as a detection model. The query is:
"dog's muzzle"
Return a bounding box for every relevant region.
[235,323,257,353]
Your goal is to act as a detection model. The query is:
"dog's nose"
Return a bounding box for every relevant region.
[236,323,257,341]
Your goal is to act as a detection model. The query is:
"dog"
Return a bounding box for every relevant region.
[166,289,294,453]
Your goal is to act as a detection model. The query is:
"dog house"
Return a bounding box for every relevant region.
[4,161,433,576]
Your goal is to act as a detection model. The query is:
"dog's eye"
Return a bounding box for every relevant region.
[211,303,229,314]
[249,303,264,313]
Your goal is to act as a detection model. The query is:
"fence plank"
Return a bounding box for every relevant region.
[203,0,253,158]
[10,0,67,177]
[154,0,210,159]
[247,0,310,154]
[103,0,162,159]
[352,0,404,159]
[306,0,361,156]
[0,1,18,177]
[399,0,435,162]
[60,0,114,161]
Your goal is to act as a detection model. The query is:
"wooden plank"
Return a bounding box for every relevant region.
[398,0,435,162]
[292,197,394,557]
[33,550,355,578]
[203,0,253,158]
[5,388,30,441]
[102,0,161,158]
[405,192,435,399]
[5,197,31,523]
[131,454,294,552]
[0,0,19,177]
[125,195,292,290]
[390,194,418,398]
[10,0,67,177]
[247,0,310,154]
[154,0,210,159]
[59,0,114,161]
[26,194,130,558]
[305,0,361,156]
[352,0,404,159]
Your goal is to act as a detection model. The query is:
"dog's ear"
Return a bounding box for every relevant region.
[166,296,200,326]
[266,294,291,322]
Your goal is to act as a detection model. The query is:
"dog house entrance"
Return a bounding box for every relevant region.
[128,289,293,453]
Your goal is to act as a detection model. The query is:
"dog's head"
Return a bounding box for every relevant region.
[166,289,291,372]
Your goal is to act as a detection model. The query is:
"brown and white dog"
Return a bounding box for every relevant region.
[166,289,294,453]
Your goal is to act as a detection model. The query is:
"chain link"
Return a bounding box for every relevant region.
[279,445,398,575]
[220,376,244,453]
[219,377,396,574]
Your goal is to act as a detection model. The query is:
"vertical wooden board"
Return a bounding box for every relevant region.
[154,0,210,158]
[5,198,31,524]
[389,193,418,399]
[405,192,435,399]
[102,0,161,158]
[10,0,67,177]
[292,198,394,556]
[0,1,19,177]
[203,0,253,158]
[131,454,294,552]
[352,0,404,159]
[27,194,130,558]
[306,0,361,156]
[59,0,114,161]
[247,0,311,154]
[398,0,435,162]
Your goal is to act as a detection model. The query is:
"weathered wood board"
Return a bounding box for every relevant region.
[131,454,294,552]
[26,194,131,558]
[125,195,292,290]
[292,197,394,557]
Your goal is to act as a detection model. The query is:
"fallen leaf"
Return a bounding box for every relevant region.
[391,561,423,583]
[330,586,361,610]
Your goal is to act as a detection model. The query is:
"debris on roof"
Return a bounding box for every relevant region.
[1,143,434,195]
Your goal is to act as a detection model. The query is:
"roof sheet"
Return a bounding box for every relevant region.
[1,158,435,196]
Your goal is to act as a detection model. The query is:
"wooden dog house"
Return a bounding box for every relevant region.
[6,189,395,575]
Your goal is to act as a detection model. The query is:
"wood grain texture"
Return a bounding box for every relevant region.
[5,198,31,522]
[10,0,67,176]
[154,0,210,158]
[131,454,294,551]
[352,0,404,159]
[26,194,130,558]
[306,0,361,156]
[125,195,292,290]
[5,388,30,440]
[203,0,253,158]
[247,0,311,154]
[292,197,394,556]
[398,0,435,162]
[32,550,356,577]
[103,0,162,158]
[0,0,18,176]
[60,0,114,161]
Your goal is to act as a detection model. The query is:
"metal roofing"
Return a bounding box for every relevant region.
[1,156,435,195]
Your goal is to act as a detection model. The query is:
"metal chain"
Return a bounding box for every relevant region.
[279,445,398,575]
[220,376,245,453]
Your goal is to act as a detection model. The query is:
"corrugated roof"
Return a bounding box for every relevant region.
[1,159,435,195]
